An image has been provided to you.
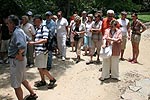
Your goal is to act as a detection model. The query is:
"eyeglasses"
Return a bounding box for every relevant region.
[108,16,113,17]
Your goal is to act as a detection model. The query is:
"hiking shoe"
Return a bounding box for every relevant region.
[34,81,46,87]
[62,57,65,61]
[26,94,38,100]
[48,79,56,89]
[86,61,93,65]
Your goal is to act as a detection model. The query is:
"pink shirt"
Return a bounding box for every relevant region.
[103,28,122,56]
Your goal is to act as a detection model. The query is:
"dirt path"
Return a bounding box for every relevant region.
[0,28,150,100]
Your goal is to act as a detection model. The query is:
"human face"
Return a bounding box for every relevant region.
[107,13,114,20]
[121,14,127,20]
[95,15,100,21]
[7,20,15,33]
[131,14,137,21]
[46,15,52,20]
[22,17,27,25]
[88,16,92,22]
[34,18,42,27]
[57,12,62,20]
[75,20,80,25]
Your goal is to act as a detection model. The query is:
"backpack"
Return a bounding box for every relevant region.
[41,25,54,51]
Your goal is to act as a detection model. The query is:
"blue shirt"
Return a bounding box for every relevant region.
[8,27,27,57]
[45,19,56,36]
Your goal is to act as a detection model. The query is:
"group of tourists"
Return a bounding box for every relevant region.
[0,9,147,100]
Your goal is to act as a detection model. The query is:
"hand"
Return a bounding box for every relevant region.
[101,44,106,48]
[28,26,32,32]
[28,41,35,45]
[74,32,77,35]
[15,54,24,61]
[128,36,131,40]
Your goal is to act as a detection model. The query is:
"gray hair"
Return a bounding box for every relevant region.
[8,15,19,26]
[22,15,29,21]
[107,10,114,14]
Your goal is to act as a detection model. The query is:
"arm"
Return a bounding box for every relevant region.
[29,38,47,45]
[140,22,146,33]
[127,22,131,39]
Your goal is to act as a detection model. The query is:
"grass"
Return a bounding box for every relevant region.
[119,12,150,23]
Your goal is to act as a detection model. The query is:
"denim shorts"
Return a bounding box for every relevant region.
[84,36,92,47]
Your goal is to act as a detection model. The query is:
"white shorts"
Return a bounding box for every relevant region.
[35,53,48,68]
[9,57,27,88]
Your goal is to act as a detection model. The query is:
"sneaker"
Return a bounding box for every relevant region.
[26,94,38,100]
[86,61,93,65]
[62,57,65,61]
[34,81,46,87]
[48,79,56,89]
[29,64,34,68]
[4,60,9,64]
[0,60,4,64]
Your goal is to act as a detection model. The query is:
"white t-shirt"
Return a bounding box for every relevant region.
[85,21,94,37]
[56,17,68,37]
[91,20,102,40]
[117,18,129,36]
[21,23,36,39]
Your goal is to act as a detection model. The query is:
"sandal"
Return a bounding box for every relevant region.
[128,58,134,62]
[34,81,46,87]
[82,53,88,56]
[48,79,56,89]
[131,60,138,64]
[26,94,38,100]
[119,58,125,61]
[99,77,104,81]
[96,59,102,64]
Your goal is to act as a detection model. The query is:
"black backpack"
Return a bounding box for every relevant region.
[41,25,54,51]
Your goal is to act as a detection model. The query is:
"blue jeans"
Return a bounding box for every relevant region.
[47,50,53,70]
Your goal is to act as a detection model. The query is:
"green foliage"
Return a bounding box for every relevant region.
[119,12,150,23]
[0,0,149,19]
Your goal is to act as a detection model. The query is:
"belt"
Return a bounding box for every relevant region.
[8,55,25,59]
[8,56,15,58]
[132,32,141,36]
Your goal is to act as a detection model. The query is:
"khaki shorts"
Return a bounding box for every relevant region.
[90,39,102,55]
[9,57,27,88]
[121,36,127,50]
[131,34,141,43]
[35,53,48,68]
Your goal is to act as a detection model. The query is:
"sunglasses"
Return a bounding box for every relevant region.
[108,16,113,17]
[131,16,136,17]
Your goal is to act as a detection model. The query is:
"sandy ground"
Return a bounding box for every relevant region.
[0,28,150,100]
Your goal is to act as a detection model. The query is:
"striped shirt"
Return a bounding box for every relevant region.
[35,25,49,55]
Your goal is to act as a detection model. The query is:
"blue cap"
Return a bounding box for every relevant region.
[45,11,52,16]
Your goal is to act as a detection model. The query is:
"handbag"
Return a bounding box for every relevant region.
[74,34,80,41]
[100,45,112,59]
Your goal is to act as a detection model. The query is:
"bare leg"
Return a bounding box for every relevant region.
[71,42,74,51]
[131,42,135,60]
[14,87,23,100]
[38,68,45,81]
[84,46,88,55]
[134,42,139,62]
[22,80,35,95]
[120,49,125,59]
[42,69,54,80]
